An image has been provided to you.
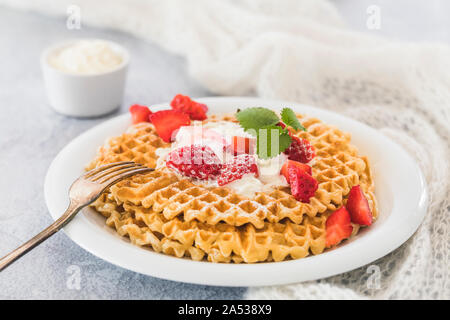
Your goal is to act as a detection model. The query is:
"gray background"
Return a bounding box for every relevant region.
[0,1,449,299]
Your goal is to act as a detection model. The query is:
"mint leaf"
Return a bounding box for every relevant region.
[281,107,306,131]
[256,125,292,159]
[236,107,280,134]
[235,107,295,159]
[278,131,292,153]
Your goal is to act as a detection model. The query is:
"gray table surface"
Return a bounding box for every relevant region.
[0,1,449,299]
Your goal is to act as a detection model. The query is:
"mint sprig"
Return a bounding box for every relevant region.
[281,108,306,131]
[236,107,306,159]
[236,107,279,133]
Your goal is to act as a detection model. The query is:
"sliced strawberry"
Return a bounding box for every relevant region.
[326,207,353,248]
[229,136,255,155]
[346,185,373,226]
[129,104,152,124]
[170,94,208,120]
[217,154,258,186]
[149,110,190,142]
[198,103,208,113]
[280,159,312,183]
[166,145,221,180]
[284,136,315,163]
[288,166,318,203]
[190,103,208,120]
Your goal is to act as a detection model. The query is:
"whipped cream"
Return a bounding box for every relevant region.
[155,147,171,169]
[257,153,289,187]
[203,121,252,140]
[48,40,123,74]
[224,174,265,198]
[155,120,289,197]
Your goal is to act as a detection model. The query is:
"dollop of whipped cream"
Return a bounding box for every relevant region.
[48,40,123,74]
[155,121,288,198]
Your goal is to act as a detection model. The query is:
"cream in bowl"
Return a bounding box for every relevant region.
[48,40,124,75]
[41,39,129,117]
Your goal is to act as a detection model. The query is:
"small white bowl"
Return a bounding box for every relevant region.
[41,39,129,118]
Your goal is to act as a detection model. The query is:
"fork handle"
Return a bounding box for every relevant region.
[0,202,82,272]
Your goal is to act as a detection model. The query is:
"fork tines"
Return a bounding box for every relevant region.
[85,161,153,185]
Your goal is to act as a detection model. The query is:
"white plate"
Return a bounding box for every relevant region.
[44,97,428,287]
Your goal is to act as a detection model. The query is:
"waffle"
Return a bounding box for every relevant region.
[93,192,328,263]
[88,113,378,263]
[86,122,169,171]
[89,117,377,227]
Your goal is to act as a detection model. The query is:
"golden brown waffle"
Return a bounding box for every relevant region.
[86,122,169,171]
[302,117,378,218]
[89,116,376,227]
[93,192,328,263]
[88,113,377,263]
[108,170,327,228]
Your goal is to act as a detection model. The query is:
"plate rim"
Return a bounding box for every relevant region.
[44,96,428,287]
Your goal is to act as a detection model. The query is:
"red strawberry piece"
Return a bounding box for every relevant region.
[230,136,255,155]
[288,165,318,203]
[277,121,286,129]
[217,154,258,186]
[280,159,312,182]
[346,185,373,226]
[188,103,208,121]
[129,104,152,124]
[170,94,208,120]
[171,94,190,110]
[166,145,221,180]
[284,136,315,163]
[326,206,353,248]
[198,103,208,113]
[276,121,294,134]
[192,98,208,119]
[149,110,190,142]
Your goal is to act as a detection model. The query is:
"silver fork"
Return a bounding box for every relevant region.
[0,161,153,272]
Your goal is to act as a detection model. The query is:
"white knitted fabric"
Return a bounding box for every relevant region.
[3,0,448,299]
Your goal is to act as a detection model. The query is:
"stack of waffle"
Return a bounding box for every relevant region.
[87,115,377,263]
